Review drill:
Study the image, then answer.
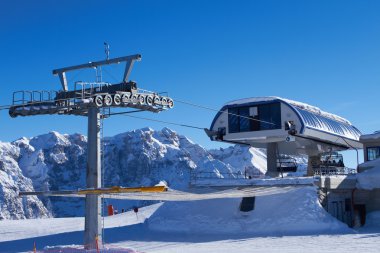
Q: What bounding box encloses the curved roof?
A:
[222,96,361,141]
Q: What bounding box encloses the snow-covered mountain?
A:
[0,142,50,220]
[0,127,272,219]
[209,145,268,176]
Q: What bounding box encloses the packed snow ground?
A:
[1,187,380,253]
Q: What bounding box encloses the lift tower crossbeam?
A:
[52,54,141,91]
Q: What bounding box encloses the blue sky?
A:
[0,0,379,167]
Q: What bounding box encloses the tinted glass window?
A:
[259,103,281,130]
[239,107,250,132]
[228,108,240,133]
[228,102,281,133]
[367,147,380,161]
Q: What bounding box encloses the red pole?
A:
[108,205,114,216]
[96,235,100,253]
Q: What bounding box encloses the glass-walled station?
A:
[207,96,364,178]
[209,97,362,154]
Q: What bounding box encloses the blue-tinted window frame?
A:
[367,146,380,161]
[228,102,281,133]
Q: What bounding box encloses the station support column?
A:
[84,107,102,248]
[266,142,279,177]
[307,155,321,176]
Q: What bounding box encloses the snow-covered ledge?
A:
[356,158,380,190]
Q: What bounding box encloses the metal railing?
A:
[12,90,58,106]
[74,82,112,100]
[313,166,357,176]
[190,170,264,184]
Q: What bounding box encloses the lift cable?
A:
[67,68,87,85]
[173,98,276,126]
[136,88,277,127]
[110,111,206,130]
[102,67,120,84]
[111,111,361,159]
[330,135,359,167]
[340,136,360,167]
[113,110,359,165]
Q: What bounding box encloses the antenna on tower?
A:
[104,42,110,61]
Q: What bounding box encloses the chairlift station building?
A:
[207,97,362,176]
[206,96,380,228]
